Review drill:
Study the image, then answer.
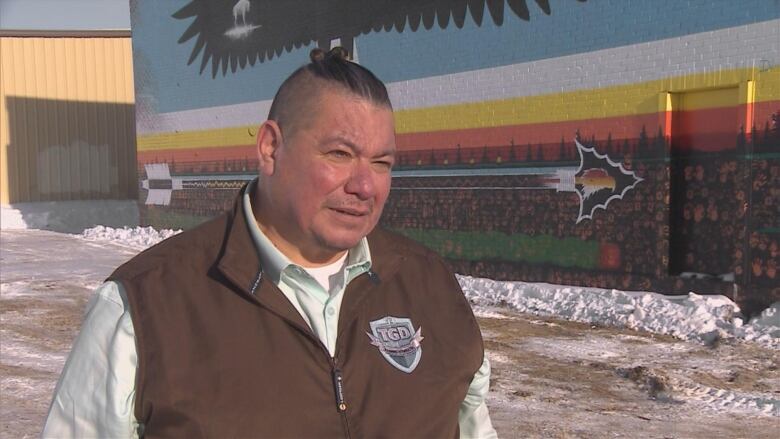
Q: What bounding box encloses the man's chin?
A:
[316,230,369,253]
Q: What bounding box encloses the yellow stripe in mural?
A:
[138,125,257,151]
[138,66,780,152]
[394,66,780,134]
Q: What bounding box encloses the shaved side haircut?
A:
[267,47,392,138]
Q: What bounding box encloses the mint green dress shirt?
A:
[42,183,497,438]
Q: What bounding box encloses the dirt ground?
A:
[1,230,778,438]
[481,309,780,438]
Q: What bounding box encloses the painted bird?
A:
[173,0,588,77]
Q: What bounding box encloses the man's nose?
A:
[344,161,377,200]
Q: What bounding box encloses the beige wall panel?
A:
[0,39,8,204]
[0,36,137,204]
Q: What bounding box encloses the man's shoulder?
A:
[110,213,230,281]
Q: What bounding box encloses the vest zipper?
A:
[330,356,352,439]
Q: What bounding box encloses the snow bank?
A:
[459,275,779,349]
[80,225,181,250]
[1,206,28,229]
[2,201,139,233]
[741,302,780,347]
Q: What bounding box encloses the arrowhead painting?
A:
[572,139,643,223]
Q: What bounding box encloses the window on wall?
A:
[668,86,744,280]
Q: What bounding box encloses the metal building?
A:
[0,0,136,205]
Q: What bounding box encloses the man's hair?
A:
[267,47,391,135]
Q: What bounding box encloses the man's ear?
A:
[256,120,282,176]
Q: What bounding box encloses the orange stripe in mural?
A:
[396,113,663,152]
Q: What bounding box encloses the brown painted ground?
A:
[1,230,778,438]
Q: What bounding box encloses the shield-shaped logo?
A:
[366,316,423,374]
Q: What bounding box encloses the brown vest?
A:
[110,193,484,438]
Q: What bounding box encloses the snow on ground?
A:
[1,230,139,438]
[77,226,780,349]
[80,225,181,251]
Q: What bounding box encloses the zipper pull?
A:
[332,364,347,412]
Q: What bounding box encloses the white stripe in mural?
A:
[137,19,779,136]
[138,99,272,135]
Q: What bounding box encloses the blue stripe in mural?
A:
[361,0,780,83]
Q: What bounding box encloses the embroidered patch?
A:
[366,316,423,373]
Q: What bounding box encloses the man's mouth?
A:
[331,207,369,217]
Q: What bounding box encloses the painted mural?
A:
[130,0,780,314]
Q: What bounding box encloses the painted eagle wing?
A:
[172,0,586,77]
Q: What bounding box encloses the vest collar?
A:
[216,183,264,296]
[216,185,317,336]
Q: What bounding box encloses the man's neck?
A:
[251,198,347,268]
[260,223,348,267]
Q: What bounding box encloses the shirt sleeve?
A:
[458,355,498,439]
[42,281,140,439]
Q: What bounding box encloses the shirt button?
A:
[327,307,336,316]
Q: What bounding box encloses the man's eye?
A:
[373,160,394,170]
[328,150,351,159]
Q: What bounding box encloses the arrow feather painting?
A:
[173,0,587,76]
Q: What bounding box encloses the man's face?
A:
[258,88,396,264]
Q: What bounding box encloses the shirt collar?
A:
[242,179,371,285]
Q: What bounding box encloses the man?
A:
[44,48,496,438]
